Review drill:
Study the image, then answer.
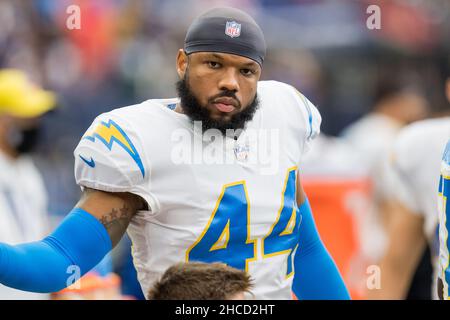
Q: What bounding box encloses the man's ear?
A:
[176,49,188,79]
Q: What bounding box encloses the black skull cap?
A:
[184,7,266,67]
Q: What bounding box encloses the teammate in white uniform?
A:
[438,140,450,299]
[341,74,428,264]
[371,118,450,299]
[0,69,55,299]
[368,53,450,299]
[438,54,450,300]
[0,7,349,300]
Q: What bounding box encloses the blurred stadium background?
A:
[0,0,449,300]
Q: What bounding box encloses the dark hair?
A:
[148,262,253,300]
[435,51,450,113]
[437,50,450,83]
[439,51,450,80]
[372,69,424,108]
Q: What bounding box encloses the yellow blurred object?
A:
[0,69,56,118]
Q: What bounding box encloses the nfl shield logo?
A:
[225,21,241,38]
[234,142,250,162]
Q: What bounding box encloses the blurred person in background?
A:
[367,53,450,299]
[148,262,253,300]
[341,70,429,209]
[340,71,429,264]
[0,73,138,302]
[0,69,56,299]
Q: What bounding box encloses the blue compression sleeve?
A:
[0,208,112,293]
[292,198,350,300]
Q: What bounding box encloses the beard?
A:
[176,75,260,136]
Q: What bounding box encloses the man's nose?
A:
[218,68,239,92]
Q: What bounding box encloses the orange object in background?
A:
[52,272,125,300]
[303,177,373,300]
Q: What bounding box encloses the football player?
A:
[367,54,450,299]
[0,7,349,300]
[438,140,450,299]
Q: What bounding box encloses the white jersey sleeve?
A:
[386,124,427,214]
[282,83,321,156]
[74,111,156,210]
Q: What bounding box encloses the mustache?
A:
[176,76,260,135]
[208,91,241,108]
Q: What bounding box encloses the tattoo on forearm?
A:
[100,204,133,247]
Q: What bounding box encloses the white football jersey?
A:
[341,113,402,175]
[438,139,450,299]
[0,152,49,300]
[74,80,321,300]
[387,117,450,242]
[341,113,404,262]
[386,117,450,299]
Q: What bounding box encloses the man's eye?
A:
[241,68,255,76]
[207,61,221,69]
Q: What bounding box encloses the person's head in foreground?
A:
[0,69,56,158]
[175,7,266,135]
[148,262,254,300]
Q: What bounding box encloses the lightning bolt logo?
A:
[444,140,450,166]
[83,119,145,178]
